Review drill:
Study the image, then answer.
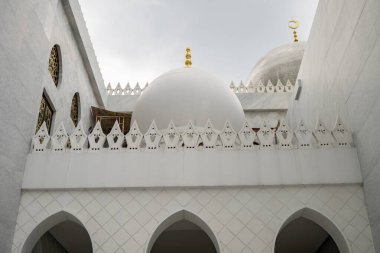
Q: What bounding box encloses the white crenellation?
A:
[276,118,293,149]
[125,121,143,150]
[200,120,219,149]
[32,122,50,152]
[314,119,336,148]
[275,79,285,92]
[88,121,106,151]
[229,81,237,93]
[332,116,353,147]
[115,82,122,95]
[238,81,246,93]
[144,120,162,150]
[163,121,180,150]
[106,83,113,95]
[257,121,275,149]
[51,123,69,152]
[247,81,256,92]
[285,79,293,92]
[107,120,124,151]
[133,82,142,95]
[106,79,296,95]
[181,121,199,149]
[123,83,132,95]
[238,120,256,150]
[69,121,87,151]
[220,121,237,150]
[256,80,265,93]
[295,119,315,148]
[266,80,275,93]
[31,117,355,152]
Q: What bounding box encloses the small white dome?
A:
[132,67,245,132]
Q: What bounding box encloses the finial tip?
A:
[185,47,192,67]
[288,20,300,43]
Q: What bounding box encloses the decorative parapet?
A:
[105,79,296,95]
[32,116,353,153]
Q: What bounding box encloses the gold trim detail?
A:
[288,20,300,43]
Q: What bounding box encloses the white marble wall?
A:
[13,185,374,253]
[0,0,104,251]
[287,0,380,249]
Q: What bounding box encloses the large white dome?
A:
[132,67,245,132]
[247,42,305,85]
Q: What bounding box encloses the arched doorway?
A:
[22,211,92,253]
[147,210,220,253]
[275,208,350,253]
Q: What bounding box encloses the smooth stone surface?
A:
[287,0,380,249]
[22,148,362,189]
[0,0,105,251]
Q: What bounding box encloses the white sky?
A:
[79,0,319,87]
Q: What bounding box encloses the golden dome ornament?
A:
[185,47,192,67]
[288,20,300,42]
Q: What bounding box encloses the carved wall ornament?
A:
[256,80,265,93]
[88,121,106,151]
[30,117,356,153]
[107,120,125,150]
[257,121,275,149]
[163,121,180,150]
[51,122,68,152]
[295,119,314,148]
[285,80,293,92]
[276,119,293,149]
[69,121,87,151]
[144,120,162,150]
[115,83,123,95]
[126,121,143,150]
[238,81,247,93]
[32,122,50,152]
[314,119,336,148]
[200,120,219,149]
[238,120,256,150]
[266,80,275,93]
[220,121,237,150]
[275,80,285,92]
[332,116,353,147]
[133,82,142,95]
[181,121,199,149]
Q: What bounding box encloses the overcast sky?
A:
[79,0,319,87]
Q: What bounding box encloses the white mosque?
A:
[1,0,379,253]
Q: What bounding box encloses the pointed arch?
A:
[21,211,92,253]
[274,207,350,253]
[146,210,220,253]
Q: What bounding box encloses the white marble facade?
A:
[2,0,380,252]
[0,0,105,251]
[13,185,374,253]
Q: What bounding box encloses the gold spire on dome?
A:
[185,47,192,67]
[288,20,300,42]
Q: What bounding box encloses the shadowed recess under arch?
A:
[274,207,350,253]
[22,211,92,253]
[146,210,220,253]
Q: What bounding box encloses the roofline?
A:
[62,0,107,107]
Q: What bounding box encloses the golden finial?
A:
[288,20,300,42]
[185,47,192,67]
